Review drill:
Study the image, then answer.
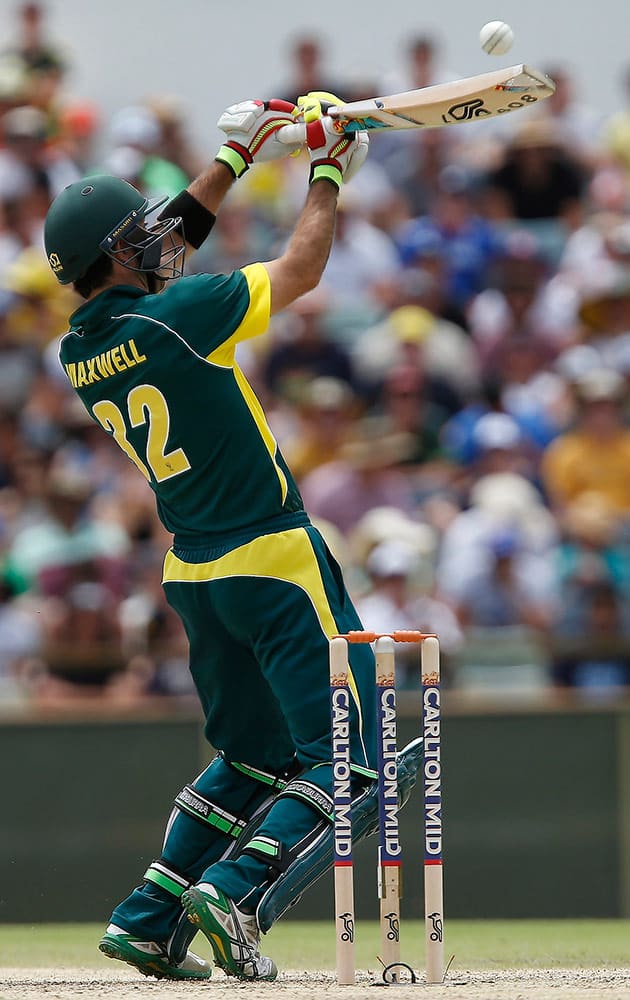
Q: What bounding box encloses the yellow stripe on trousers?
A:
[162,526,365,739]
[163,527,337,633]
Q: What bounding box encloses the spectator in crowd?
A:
[347,503,435,567]
[381,34,449,94]
[552,491,630,637]
[281,376,359,482]
[541,368,630,516]
[435,471,558,608]
[319,185,400,305]
[274,34,347,106]
[0,441,51,548]
[468,412,534,480]
[354,537,463,686]
[116,526,195,698]
[468,230,555,359]
[366,364,452,470]
[560,211,626,288]
[56,100,101,174]
[5,460,129,596]
[0,294,39,411]
[32,552,192,706]
[4,3,64,78]
[352,298,465,406]
[535,65,604,168]
[351,273,480,402]
[3,244,77,349]
[146,96,204,181]
[467,232,573,444]
[263,288,356,403]
[482,119,587,229]
[300,424,417,536]
[552,580,630,693]
[604,64,630,181]
[0,103,79,200]
[396,239,466,329]
[454,528,552,632]
[36,558,125,694]
[2,2,66,132]
[0,569,41,704]
[105,104,190,200]
[440,380,554,478]
[573,270,630,371]
[395,163,502,313]
[382,129,460,219]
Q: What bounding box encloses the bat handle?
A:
[276,121,307,145]
[276,114,343,146]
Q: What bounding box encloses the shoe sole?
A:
[181,888,276,981]
[98,936,210,980]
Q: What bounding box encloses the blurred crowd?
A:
[3,4,630,709]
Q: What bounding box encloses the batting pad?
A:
[256,737,423,933]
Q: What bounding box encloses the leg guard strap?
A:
[238,777,335,884]
[143,858,192,899]
[174,785,249,839]
[274,778,334,822]
[256,737,423,933]
[241,835,285,872]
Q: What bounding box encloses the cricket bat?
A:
[278,64,554,141]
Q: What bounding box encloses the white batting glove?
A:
[216,99,303,178]
[306,116,369,190]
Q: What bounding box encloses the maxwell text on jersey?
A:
[64,339,148,388]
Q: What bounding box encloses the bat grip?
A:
[276,115,342,146]
[276,121,307,145]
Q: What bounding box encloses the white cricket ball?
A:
[479,20,514,56]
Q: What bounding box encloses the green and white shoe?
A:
[99,924,212,980]
[181,883,277,981]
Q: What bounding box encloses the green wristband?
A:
[309,162,343,190]
[215,144,249,179]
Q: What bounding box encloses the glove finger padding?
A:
[306,116,369,190]
[343,131,369,183]
[296,90,344,123]
[216,98,304,178]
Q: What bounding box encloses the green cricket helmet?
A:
[44,174,185,285]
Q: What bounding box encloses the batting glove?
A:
[216,99,304,178]
[306,115,369,190]
[296,90,344,122]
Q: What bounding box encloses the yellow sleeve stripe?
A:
[233,363,288,504]
[206,263,271,366]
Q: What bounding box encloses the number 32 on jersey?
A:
[93,384,191,483]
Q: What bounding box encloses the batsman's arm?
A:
[263,117,369,315]
[159,99,303,256]
[187,160,235,216]
[264,180,338,315]
[158,160,234,256]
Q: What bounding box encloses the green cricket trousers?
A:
[111,514,377,934]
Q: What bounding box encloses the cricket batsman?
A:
[44,96,421,981]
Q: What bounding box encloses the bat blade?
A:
[276,65,555,144]
[331,64,554,131]
[330,65,554,131]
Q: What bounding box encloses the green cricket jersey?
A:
[59,264,305,540]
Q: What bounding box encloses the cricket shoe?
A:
[99,923,212,980]
[181,883,277,981]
